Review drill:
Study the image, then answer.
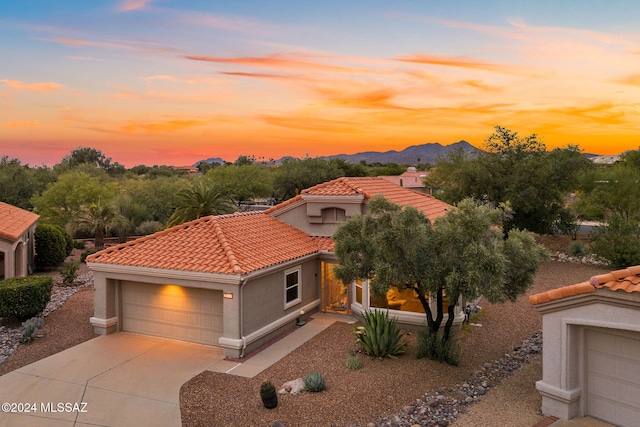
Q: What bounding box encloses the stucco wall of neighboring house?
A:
[241,257,320,353]
[0,225,36,279]
[535,290,640,420]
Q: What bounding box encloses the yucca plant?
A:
[355,309,407,358]
[260,380,278,409]
[304,371,326,392]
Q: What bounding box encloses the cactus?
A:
[260,380,278,409]
[304,371,326,392]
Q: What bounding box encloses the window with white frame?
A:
[284,267,301,308]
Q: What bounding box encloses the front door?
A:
[321,262,350,314]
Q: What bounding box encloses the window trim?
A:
[284,267,302,309]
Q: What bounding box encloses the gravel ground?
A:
[180,260,609,427]
[0,251,96,375]
[0,238,611,427]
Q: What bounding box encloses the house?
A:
[0,202,39,280]
[380,167,431,194]
[87,177,460,358]
[529,266,640,426]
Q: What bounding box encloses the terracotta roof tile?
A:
[263,195,302,214]
[0,202,39,241]
[311,236,335,251]
[268,177,451,221]
[529,265,640,305]
[88,212,320,275]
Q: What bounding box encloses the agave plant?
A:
[355,309,407,358]
[304,371,326,392]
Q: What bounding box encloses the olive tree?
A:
[333,196,547,361]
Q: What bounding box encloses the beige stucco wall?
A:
[0,224,36,279]
[242,258,320,335]
[535,290,640,419]
[271,199,364,237]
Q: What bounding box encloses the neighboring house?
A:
[529,266,640,426]
[0,202,39,280]
[380,167,431,194]
[87,177,459,358]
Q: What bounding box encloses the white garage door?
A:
[586,328,640,427]
[121,281,223,346]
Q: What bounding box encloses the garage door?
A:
[121,281,223,346]
[586,328,640,427]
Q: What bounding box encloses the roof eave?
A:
[87,262,243,285]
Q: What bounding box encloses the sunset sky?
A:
[2,1,640,167]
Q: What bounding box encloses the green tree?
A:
[426,126,592,234]
[168,180,234,226]
[70,201,121,249]
[55,146,125,177]
[31,171,117,228]
[206,164,272,208]
[272,157,346,201]
[333,196,546,358]
[126,176,191,226]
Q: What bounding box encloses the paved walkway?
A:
[0,313,351,426]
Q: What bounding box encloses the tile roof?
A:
[0,202,39,241]
[529,265,640,305]
[268,177,451,222]
[311,236,335,251]
[88,212,321,275]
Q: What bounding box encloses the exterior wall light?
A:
[223,292,233,299]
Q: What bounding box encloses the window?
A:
[321,207,346,223]
[284,267,301,308]
[355,279,363,304]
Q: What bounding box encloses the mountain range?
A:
[196,141,480,166]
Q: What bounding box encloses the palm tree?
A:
[168,181,234,226]
[71,201,120,249]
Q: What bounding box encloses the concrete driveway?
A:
[0,333,224,427]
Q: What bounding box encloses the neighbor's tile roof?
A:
[0,202,39,241]
[267,177,451,221]
[529,265,640,305]
[88,212,321,274]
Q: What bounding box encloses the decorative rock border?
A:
[362,333,543,427]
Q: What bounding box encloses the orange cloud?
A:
[0,121,38,129]
[1,79,63,92]
[120,118,211,133]
[185,53,376,74]
[394,54,525,76]
[262,114,358,133]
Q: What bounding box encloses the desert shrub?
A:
[304,371,326,392]
[568,241,587,257]
[345,350,363,370]
[60,261,79,286]
[35,223,68,270]
[73,239,86,249]
[590,216,640,268]
[53,224,73,256]
[0,276,53,321]
[20,317,44,344]
[135,220,163,236]
[415,328,460,366]
[260,380,278,409]
[81,249,100,263]
[355,309,407,358]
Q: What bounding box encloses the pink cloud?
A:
[117,0,152,12]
